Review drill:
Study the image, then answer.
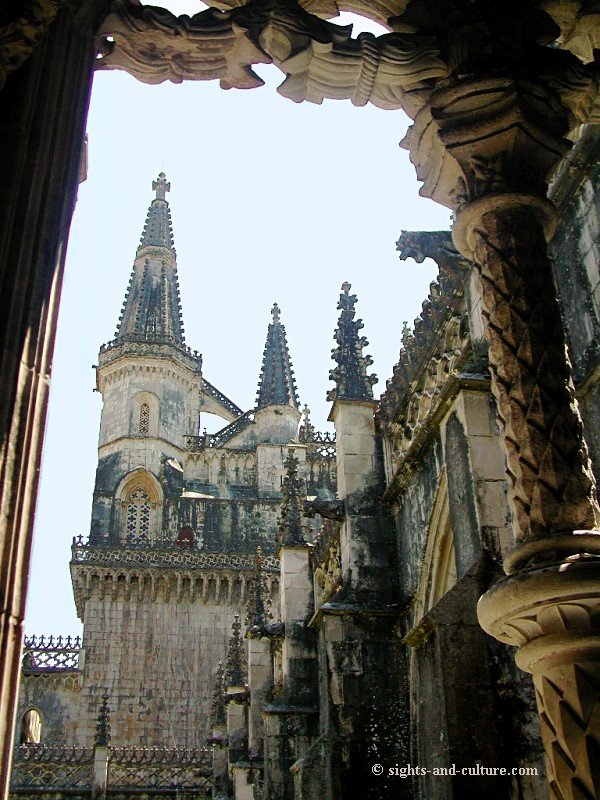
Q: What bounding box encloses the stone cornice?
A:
[97,340,202,384]
[70,555,280,619]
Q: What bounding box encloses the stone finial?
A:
[152,171,170,200]
[210,661,227,727]
[255,303,300,410]
[245,546,271,635]
[329,282,377,403]
[298,404,315,443]
[278,449,306,547]
[95,691,111,746]
[225,615,247,688]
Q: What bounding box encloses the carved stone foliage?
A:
[96,0,448,107]
[97,0,270,87]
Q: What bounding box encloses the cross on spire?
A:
[152,172,170,200]
[271,302,280,323]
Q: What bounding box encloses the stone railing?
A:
[186,409,255,451]
[71,537,279,572]
[10,744,94,791]
[108,746,212,789]
[10,744,212,794]
[22,635,82,673]
[201,378,244,417]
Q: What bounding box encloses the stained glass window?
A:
[126,487,151,543]
[139,402,150,435]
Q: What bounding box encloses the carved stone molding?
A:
[96,0,448,107]
[478,557,600,800]
[97,1,270,87]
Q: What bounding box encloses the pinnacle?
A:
[225,615,247,688]
[329,281,377,403]
[278,449,306,547]
[255,304,300,410]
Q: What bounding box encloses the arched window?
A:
[139,402,150,435]
[117,469,163,546]
[125,486,151,543]
[20,709,41,744]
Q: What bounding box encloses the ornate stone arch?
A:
[413,469,457,623]
[116,469,164,545]
[130,390,160,438]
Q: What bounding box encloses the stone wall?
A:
[79,593,248,748]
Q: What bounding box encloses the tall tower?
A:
[91,172,202,546]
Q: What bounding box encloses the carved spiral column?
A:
[409,77,600,799]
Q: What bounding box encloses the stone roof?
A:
[255,303,299,410]
[113,173,185,347]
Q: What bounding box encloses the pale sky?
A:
[26,4,451,636]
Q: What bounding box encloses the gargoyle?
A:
[396,230,471,272]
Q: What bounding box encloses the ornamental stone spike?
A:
[245,546,270,634]
[210,661,226,727]
[329,281,377,403]
[278,449,306,547]
[95,690,111,746]
[225,615,247,688]
[255,303,300,410]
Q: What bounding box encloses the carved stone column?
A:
[402,74,600,799]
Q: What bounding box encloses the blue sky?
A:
[26,5,450,635]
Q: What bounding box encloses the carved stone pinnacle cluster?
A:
[245,546,271,634]
[329,282,376,403]
[94,691,111,746]
[278,450,306,547]
[225,615,247,688]
[210,661,226,727]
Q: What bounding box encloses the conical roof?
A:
[114,173,185,346]
[255,304,299,410]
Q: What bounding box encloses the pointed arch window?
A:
[139,403,150,435]
[118,470,163,546]
[125,487,151,544]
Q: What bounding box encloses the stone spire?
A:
[94,691,111,746]
[114,173,185,346]
[329,282,377,403]
[210,661,226,727]
[225,615,247,688]
[255,304,299,410]
[278,449,306,547]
